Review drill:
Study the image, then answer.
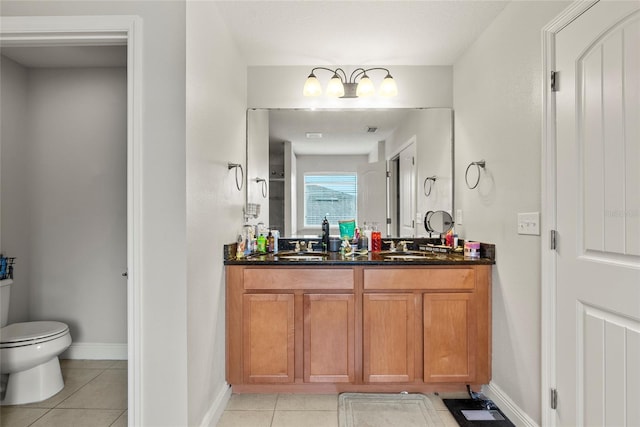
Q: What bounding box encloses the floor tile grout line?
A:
[108,408,128,426]
[269,394,280,427]
[25,406,53,427]
[54,366,109,409]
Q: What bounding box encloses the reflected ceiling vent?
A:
[366,127,378,133]
[306,132,323,139]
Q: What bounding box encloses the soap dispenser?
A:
[322,215,330,251]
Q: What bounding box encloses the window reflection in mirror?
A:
[246,108,453,238]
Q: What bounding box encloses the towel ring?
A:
[228,163,244,191]
[465,160,486,190]
[255,178,267,198]
[423,176,436,197]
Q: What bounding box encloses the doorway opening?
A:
[0,15,142,426]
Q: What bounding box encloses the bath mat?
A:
[339,393,445,427]
[443,399,515,427]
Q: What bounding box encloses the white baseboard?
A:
[482,381,539,427]
[200,382,232,427]
[61,342,127,360]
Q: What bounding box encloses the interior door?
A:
[357,160,387,232]
[555,3,640,425]
[399,142,416,237]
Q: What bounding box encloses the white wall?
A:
[248,65,452,109]
[186,2,247,425]
[0,56,30,324]
[6,66,128,347]
[1,2,189,425]
[295,155,368,236]
[453,1,569,423]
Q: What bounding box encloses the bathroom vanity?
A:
[225,252,493,393]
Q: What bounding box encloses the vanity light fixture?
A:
[303,67,398,98]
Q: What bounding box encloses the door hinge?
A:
[550,229,557,250]
[550,388,558,410]
[386,170,391,178]
[551,71,559,92]
[386,218,392,225]
[412,157,415,166]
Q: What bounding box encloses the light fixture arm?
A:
[310,67,347,83]
[349,67,391,83]
[303,66,397,98]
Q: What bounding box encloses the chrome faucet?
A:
[397,241,413,252]
[290,241,301,252]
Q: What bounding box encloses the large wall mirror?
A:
[246,108,453,238]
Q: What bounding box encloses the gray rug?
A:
[339,393,446,427]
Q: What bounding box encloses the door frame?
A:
[0,15,143,426]
[388,136,417,237]
[540,2,598,426]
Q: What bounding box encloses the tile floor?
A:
[1,360,466,427]
[0,359,127,427]
[216,392,466,427]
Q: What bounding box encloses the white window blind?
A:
[304,174,357,227]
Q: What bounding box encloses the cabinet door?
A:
[423,293,476,383]
[243,294,294,383]
[363,293,416,383]
[303,294,355,383]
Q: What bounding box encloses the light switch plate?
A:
[518,212,540,235]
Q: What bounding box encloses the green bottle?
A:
[257,234,267,253]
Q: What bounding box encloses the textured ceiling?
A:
[214,0,509,66]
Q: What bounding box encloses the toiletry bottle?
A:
[321,215,330,251]
[272,229,279,254]
[267,230,274,253]
[257,234,266,253]
[236,234,245,259]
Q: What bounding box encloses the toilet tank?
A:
[0,279,12,327]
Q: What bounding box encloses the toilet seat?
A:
[0,321,70,349]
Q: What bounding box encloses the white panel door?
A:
[556,2,640,426]
[357,160,387,232]
[399,142,416,237]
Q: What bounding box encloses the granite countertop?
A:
[224,249,494,266]
[224,237,495,266]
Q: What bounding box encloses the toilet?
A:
[0,279,72,405]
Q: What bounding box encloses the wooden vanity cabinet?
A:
[423,292,476,383]
[226,264,491,392]
[242,293,294,383]
[304,293,355,383]
[362,266,491,386]
[363,293,416,383]
[227,267,355,386]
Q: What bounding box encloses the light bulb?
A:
[356,75,375,97]
[303,73,322,96]
[326,74,345,97]
[379,74,398,97]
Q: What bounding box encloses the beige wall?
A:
[1,64,128,347]
[453,1,570,423]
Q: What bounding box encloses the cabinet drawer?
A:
[244,268,354,290]
[364,268,475,290]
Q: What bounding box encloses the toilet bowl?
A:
[0,279,72,405]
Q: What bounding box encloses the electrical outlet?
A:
[517,212,540,235]
[456,209,463,225]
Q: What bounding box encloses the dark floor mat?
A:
[443,399,515,427]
